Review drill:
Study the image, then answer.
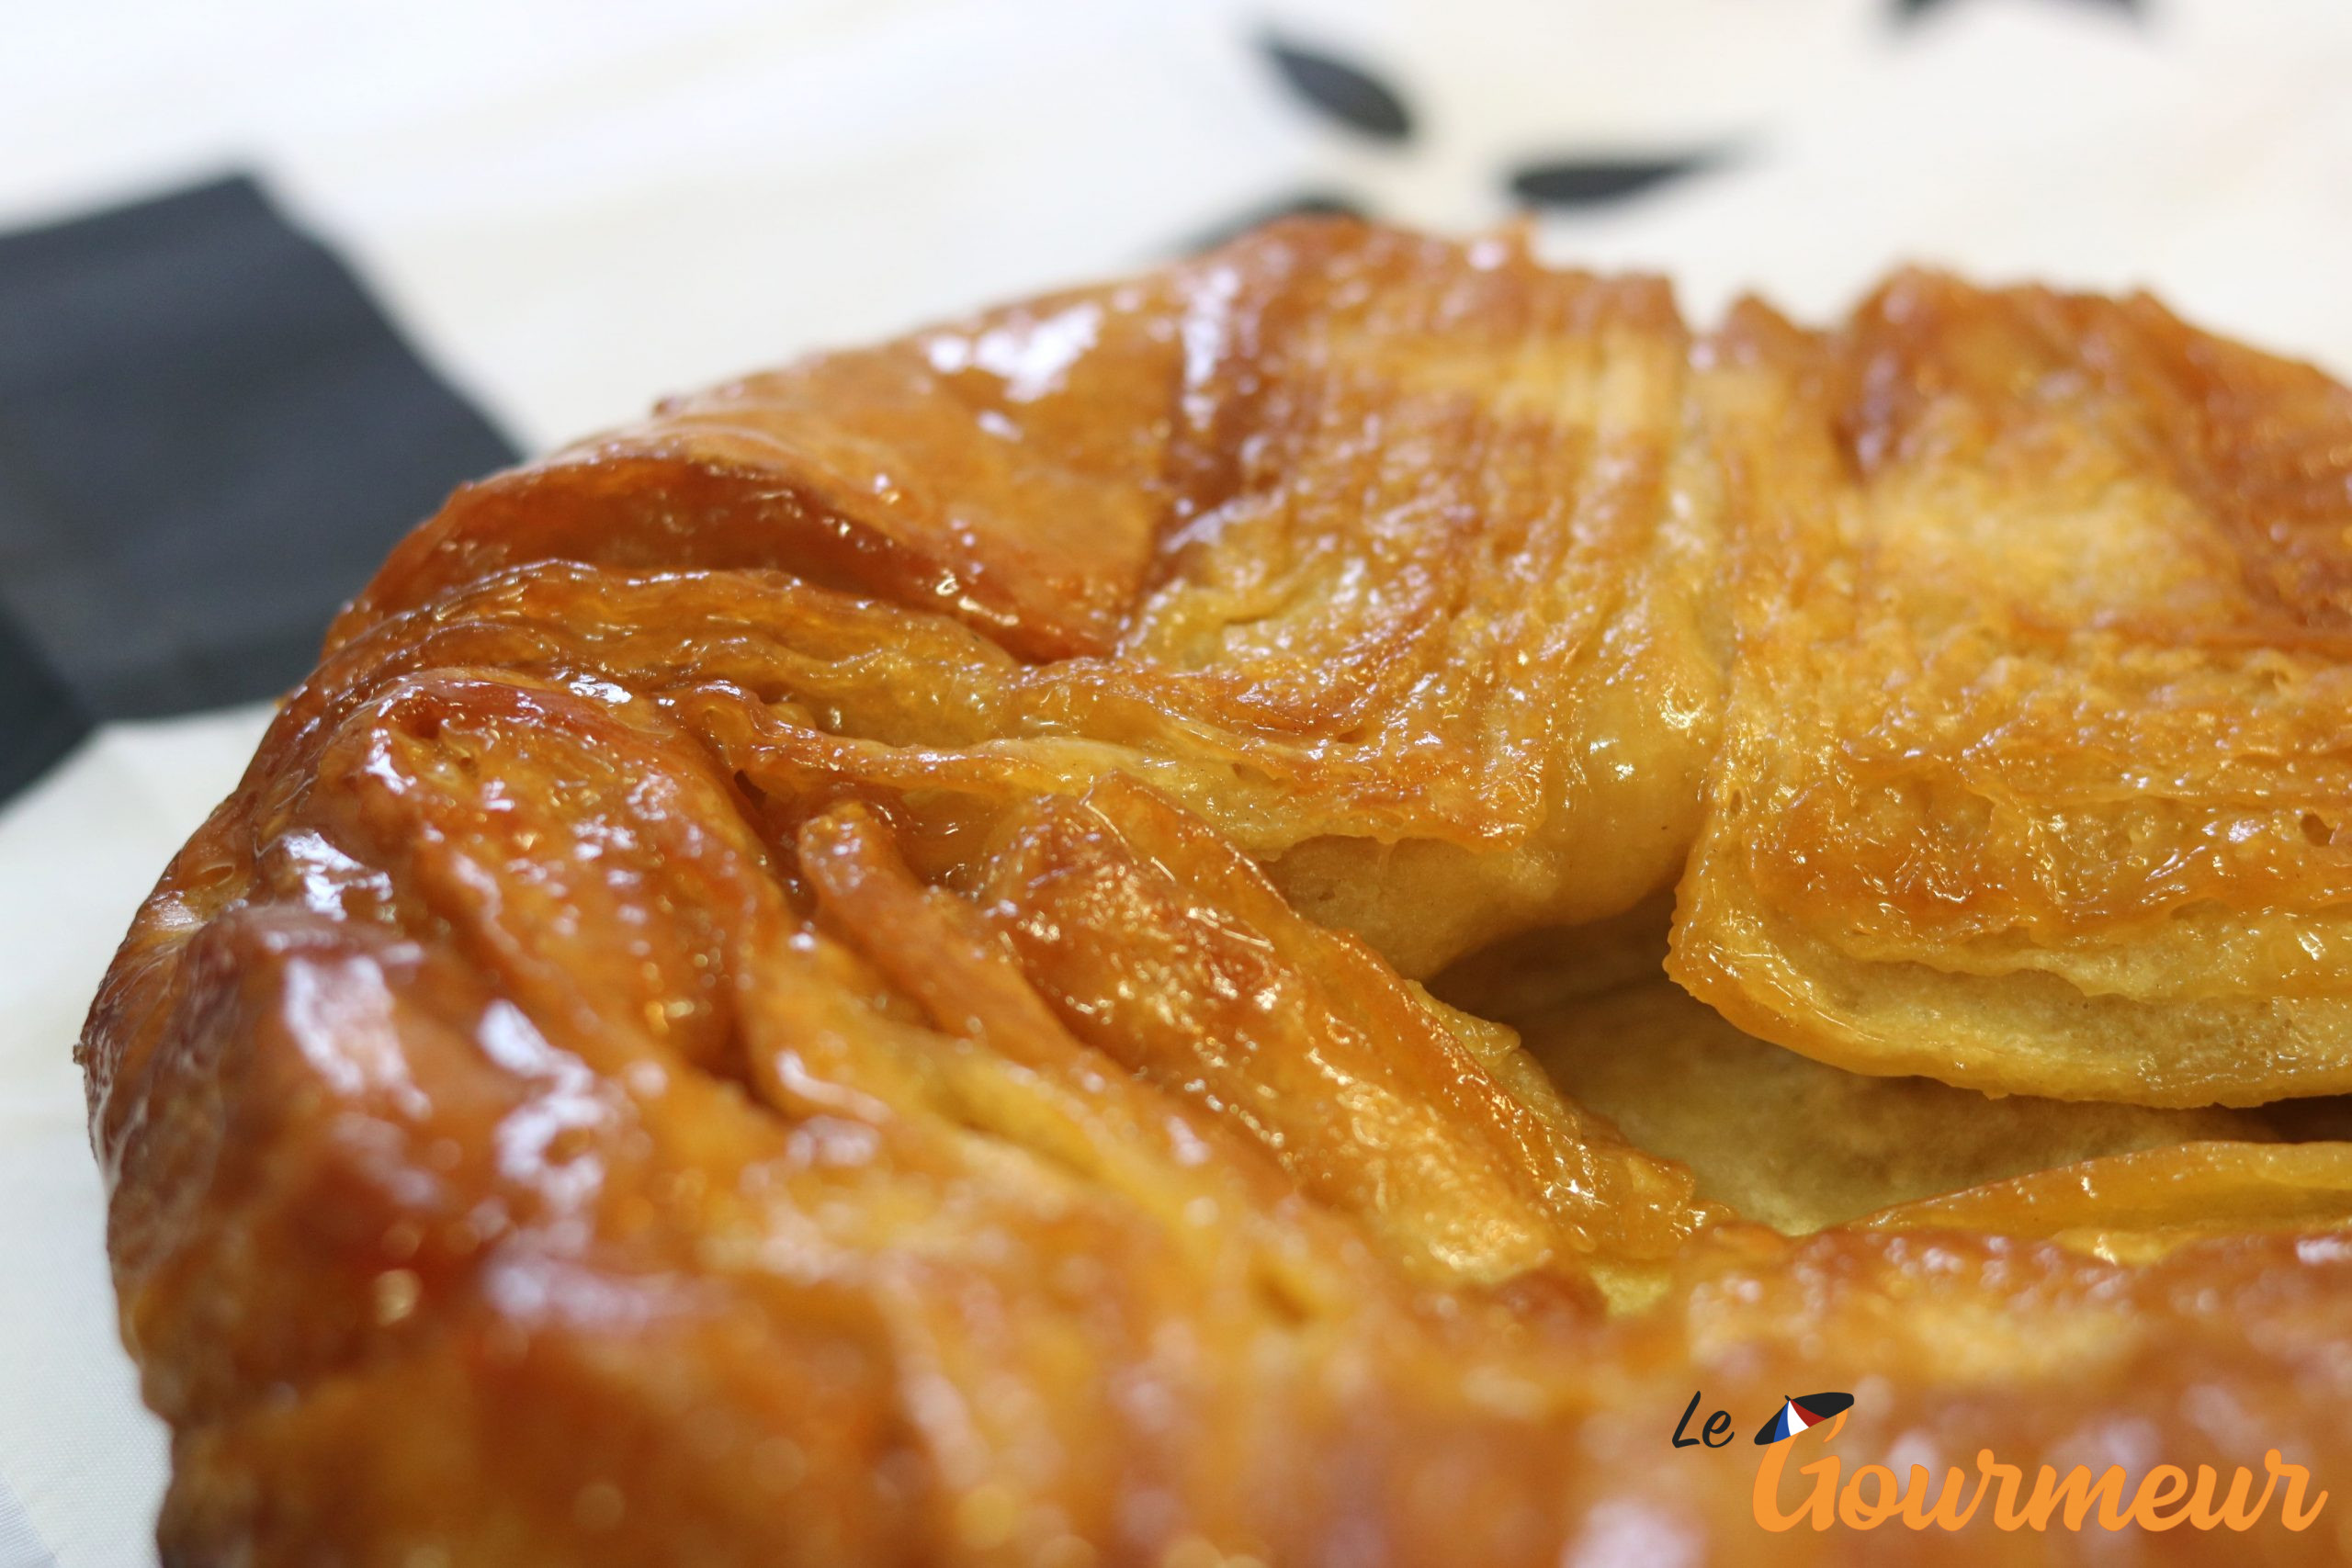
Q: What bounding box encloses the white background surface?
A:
[6,1,2352,1561]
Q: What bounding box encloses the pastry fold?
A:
[1676,276,2352,1104]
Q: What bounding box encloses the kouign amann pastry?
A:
[82,220,2352,1564]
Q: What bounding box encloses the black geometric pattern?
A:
[1232,25,1742,243]
[1260,34,1415,141]
[1895,0,2141,21]
[1509,151,1724,209]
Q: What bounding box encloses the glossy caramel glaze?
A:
[81,220,2352,1563]
[1676,279,2352,1103]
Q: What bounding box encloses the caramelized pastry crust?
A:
[81,220,2352,1564]
[1676,278,2352,1104]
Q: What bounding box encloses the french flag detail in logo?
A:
[1754,1392,1855,1445]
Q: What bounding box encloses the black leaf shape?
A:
[1508,150,1722,209]
[1895,0,2139,22]
[1260,34,1414,142]
[1179,190,1369,256]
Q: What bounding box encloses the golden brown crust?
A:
[1674,278,2352,1105]
[81,220,2352,1564]
[329,220,1725,978]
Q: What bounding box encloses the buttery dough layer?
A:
[1440,905,2282,1235]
